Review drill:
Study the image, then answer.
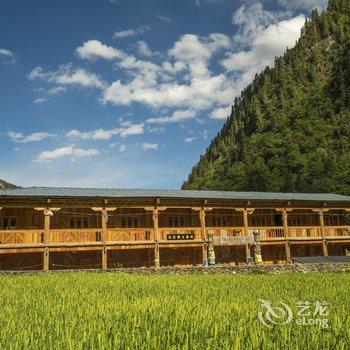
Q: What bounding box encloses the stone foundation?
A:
[2,263,350,275]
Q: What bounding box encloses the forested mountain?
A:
[183,0,350,195]
[0,179,18,190]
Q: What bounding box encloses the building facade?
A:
[0,187,349,271]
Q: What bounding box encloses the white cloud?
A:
[55,69,106,88]
[8,131,55,143]
[76,40,123,60]
[35,145,99,162]
[0,48,16,64]
[232,3,285,47]
[27,66,47,80]
[103,73,234,111]
[33,97,46,104]
[162,61,186,75]
[113,26,149,39]
[33,87,66,104]
[118,122,144,137]
[136,40,153,57]
[222,15,304,72]
[66,122,144,140]
[28,65,106,89]
[36,86,66,95]
[141,142,158,150]
[27,6,305,129]
[147,109,196,124]
[0,48,14,56]
[185,137,196,143]
[157,15,172,23]
[102,32,234,111]
[275,0,327,11]
[168,33,231,78]
[210,106,231,120]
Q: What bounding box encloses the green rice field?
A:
[0,272,349,349]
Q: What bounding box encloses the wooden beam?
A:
[91,207,117,212]
[282,209,291,263]
[318,210,328,256]
[91,207,118,270]
[145,206,167,269]
[101,208,108,270]
[34,207,61,212]
[199,208,208,266]
[153,208,160,268]
[285,241,291,263]
[282,209,289,238]
[43,209,51,271]
[33,207,60,271]
[242,209,252,262]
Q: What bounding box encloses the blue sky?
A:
[0,0,327,188]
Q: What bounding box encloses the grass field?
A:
[0,272,349,349]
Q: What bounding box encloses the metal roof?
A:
[292,256,350,264]
[0,187,350,202]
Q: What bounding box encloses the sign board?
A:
[213,234,254,245]
[167,233,195,240]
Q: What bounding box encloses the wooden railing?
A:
[159,227,202,241]
[50,229,101,243]
[107,228,153,242]
[1,225,350,247]
[249,227,285,239]
[206,227,245,237]
[0,230,43,245]
[324,226,350,237]
[288,226,322,238]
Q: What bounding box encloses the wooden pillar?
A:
[153,208,160,268]
[35,207,61,271]
[43,210,51,272]
[92,206,117,270]
[319,210,328,256]
[101,208,108,270]
[199,208,208,266]
[282,209,291,263]
[243,209,251,261]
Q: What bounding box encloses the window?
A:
[289,216,301,226]
[95,231,102,241]
[251,216,267,226]
[274,214,282,226]
[121,216,139,228]
[211,216,228,227]
[1,217,16,229]
[168,216,185,227]
[31,213,39,227]
[69,216,89,229]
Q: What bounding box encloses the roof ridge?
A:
[6,186,345,196]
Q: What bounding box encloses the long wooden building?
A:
[0,187,349,271]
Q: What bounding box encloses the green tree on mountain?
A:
[183,0,350,195]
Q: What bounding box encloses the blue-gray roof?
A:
[0,187,350,202]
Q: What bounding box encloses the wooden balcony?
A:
[51,229,101,244]
[324,226,350,238]
[107,228,154,242]
[249,227,285,239]
[0,230,43,245]
[288,226,322,239]
[206,227,245,237]
[0,225,350,250]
